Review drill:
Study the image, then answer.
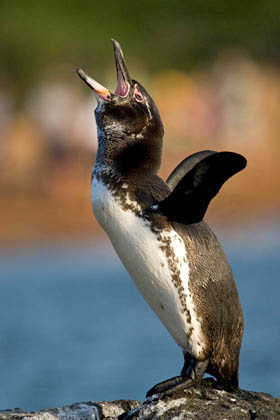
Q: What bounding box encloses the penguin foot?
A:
[146,375,195,398]
[146,357,209,398]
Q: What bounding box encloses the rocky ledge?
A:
[1,379,280,420]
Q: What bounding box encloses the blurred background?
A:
[0,0,279,411]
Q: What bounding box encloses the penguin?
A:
[77,40,246,397]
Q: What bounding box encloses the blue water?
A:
[0,221,279,411]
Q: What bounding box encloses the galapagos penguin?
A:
[77,40,246,397]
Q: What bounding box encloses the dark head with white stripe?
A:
[77,40,163,175]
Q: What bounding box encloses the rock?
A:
[0,400,139,420]
[124,379,280,419]
[1,379,279,420]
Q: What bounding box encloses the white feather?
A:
[91,175,205,357]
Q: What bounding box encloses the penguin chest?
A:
[91,176,205,357]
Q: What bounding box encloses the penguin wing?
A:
[166,150,217,191]
[152,152,247,224]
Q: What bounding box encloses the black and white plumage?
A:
[77,40,246,397]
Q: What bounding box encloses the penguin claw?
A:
[146,375,195,398]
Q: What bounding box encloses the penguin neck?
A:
[95,125,163,179]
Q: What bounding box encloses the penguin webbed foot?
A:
[146,375,194,398]
[146,357,209,398]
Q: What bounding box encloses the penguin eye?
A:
[135,93,143,101]
[133,89,144,103]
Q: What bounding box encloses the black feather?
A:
[154,152,247,224]
[166,150,217,191]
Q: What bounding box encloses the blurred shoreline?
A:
[1,188,278,251]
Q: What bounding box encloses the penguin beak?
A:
[76,68,111,101]
[111,39,131,97]
[76,39,131,100]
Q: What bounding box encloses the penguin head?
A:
[77,40,163,174]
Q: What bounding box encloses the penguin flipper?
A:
[166,150,217,191]
[154,152,247,225]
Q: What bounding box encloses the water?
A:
[0,221,279,411]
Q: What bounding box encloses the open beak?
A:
[76,68,111,100]
[111,39,131,97]
[76,39,131,100]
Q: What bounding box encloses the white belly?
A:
[91,176,204,356]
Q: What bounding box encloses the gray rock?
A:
[1,380,279,420]
[0,401,139,420]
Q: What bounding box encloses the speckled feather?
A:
[91,169,205,357]
[91,165,244,387]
